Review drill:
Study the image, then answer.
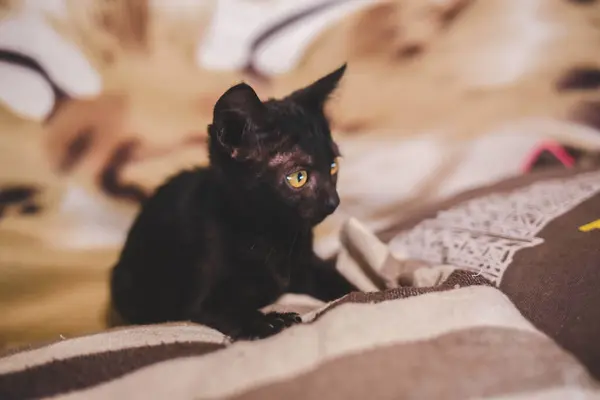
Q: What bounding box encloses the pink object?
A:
[521,140,576,173]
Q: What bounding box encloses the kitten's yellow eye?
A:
[286,170,309,188]
[330,158,340,175]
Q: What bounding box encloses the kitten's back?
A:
[111,167,220,324]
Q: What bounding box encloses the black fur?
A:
[110,64,356,340]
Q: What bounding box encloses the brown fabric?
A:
[228,328,596,400]
[0,341,224,400]
[313,270,493,320]
[501,183,600,378]
[379,166,600,379]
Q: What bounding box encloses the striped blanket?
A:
[2,204,600,399]
[1,271,597,399]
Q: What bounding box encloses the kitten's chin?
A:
[308,212,333,227]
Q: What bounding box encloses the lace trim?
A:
[389,170,600,285]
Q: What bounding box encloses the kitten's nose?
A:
[324,194,340,214]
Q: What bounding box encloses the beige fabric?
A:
[227,328,598,400]
[0,324,227,375]
[337,217,459,290]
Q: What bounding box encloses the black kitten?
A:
[110,64,356,340]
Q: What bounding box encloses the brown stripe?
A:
[243,0,354,81]
[0,49,69,121]
[59,128,95,173]
[98,140,148,203]
[313,270,493,321]
[0,341,224,400]
[228,327,597,400]
[556,67,600,92]
[0,185,39,205]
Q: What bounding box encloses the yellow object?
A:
[578,219,600,232]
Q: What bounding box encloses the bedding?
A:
[378,166,600,380]
[2,166,600,399]
[3,283,599,400]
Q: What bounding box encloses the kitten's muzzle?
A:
[324,193,340,215]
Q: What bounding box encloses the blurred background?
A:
[1,0,600,350]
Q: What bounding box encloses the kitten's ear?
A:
[288,63,347,112]
[212,83,266,152]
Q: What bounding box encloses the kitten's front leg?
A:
[290,255,357,302]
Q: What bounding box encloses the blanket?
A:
[1,213,599,398]
[2,165,600,398]
[4,284,600,400]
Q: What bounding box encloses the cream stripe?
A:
[50,286,542,400]
[0,324,227,375]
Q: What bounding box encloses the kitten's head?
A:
[208,64,346,227]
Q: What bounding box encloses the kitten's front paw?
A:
[235,312,301,341]
[265,311,302,328]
